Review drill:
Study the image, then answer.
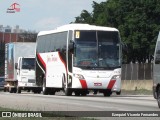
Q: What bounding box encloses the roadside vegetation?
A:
[74,0,160,64]
[121,89,152,95]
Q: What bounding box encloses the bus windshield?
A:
[22,58,35,69]
[73,30,121,70]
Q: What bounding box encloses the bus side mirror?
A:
[69,40,74,54]
[15,63,18,69]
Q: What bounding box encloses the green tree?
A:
[74,0,160,63]
[75,10,92,24]
[18,31,37,42]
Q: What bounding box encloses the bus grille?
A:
[28,79,35,83]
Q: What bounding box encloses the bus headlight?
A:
[111,75,121,80]
[6,83,10,87]
[73,74,85,79]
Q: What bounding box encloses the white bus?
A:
[153,32,160,108]
[36,24,122,96]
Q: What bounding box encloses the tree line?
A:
[74,0,160,63]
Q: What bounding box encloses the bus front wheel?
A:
[64,87,72,96]
[75,91,80,96]
[17,87,21,93]
[116,90,121,95]
[62,75,72,96]
[103,90,112,97]
[42,77,48,95]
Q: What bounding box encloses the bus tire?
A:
[62,75,72,96]
[116,90,121,95]
[103,90,112,97]
[37,89,42,94]
[33,89,38,94]
[75,91,80,96]
[157,87,160,108]
[4,87,6,92]
[17,87,21,93]
[9,87,13,93]
[50,91,55,95]
[49,89,55,95]
[12,88,16,93]
[81,92,87,96]
[42,77,48,95]
[64,87,72,96]
[4,87,9,92]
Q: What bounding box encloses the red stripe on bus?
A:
[79,79,88,89]
[107,80,116,89]
[58,52,67,73]
[37,53,46,71]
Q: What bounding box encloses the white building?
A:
[0,25,12,33]
[0,25,24,33]
[13,25,25,33]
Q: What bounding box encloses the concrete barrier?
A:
[121,80,153,90]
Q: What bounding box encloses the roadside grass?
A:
[121,89,152,95]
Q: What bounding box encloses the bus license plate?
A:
[94,83,102,86]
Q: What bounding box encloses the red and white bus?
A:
[36,24,122,96]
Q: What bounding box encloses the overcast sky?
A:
[0,0,105,32]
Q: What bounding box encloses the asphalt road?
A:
[0,91,159,120]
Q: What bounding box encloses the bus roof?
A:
[38,24,119,36]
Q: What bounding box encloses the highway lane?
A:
[0,91,159,112]
[0,92,160,120]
